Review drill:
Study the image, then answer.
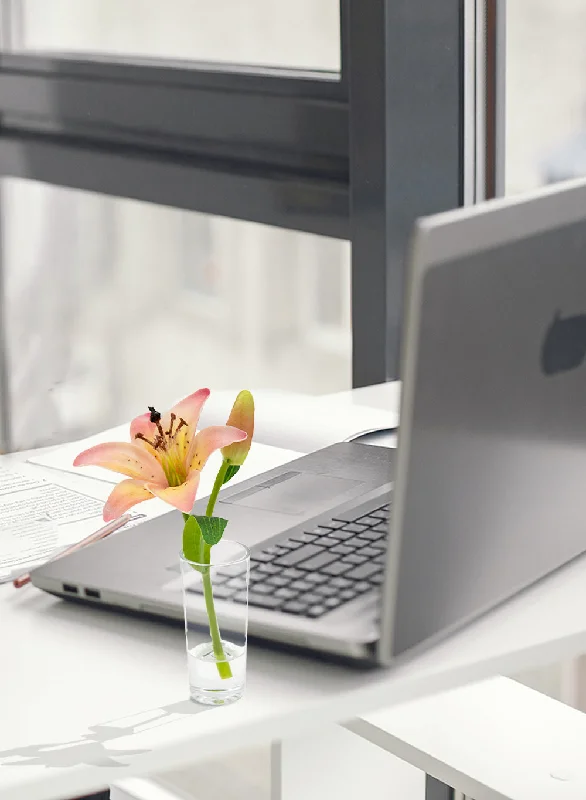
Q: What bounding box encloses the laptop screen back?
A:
[383,180,586,660]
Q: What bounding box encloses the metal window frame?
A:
[348,0,465,385]
[0,0,468,405]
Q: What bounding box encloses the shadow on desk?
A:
[0,699,209,770]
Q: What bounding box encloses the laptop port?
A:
[62,583,78,594]
[84,588,101,600]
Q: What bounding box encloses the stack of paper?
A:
[0,462,110,583]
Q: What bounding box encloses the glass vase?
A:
[179,539,250,705]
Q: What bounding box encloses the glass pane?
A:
[4,0,341,72]
[2,179,351,450]
[505,0,586,195]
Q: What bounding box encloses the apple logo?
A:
[541,311,586,375]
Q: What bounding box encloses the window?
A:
[3,179,351,449]
[5,0,341,71]
[505,0,586,194]
[0,0,465,451]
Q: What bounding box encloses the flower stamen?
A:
[135,432,157,448]
[166,413,176,438]
[148,406,161,423]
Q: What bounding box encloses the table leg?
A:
[273,723,427,800]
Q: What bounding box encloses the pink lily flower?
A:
[73,389,247,522]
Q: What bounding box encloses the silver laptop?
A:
[34,177,586,665]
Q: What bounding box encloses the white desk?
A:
[2,382,586,800]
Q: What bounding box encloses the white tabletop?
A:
[3,381,586,800]
[354,676,586,800]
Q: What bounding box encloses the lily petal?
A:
[73,442,167,483]
[129,412,159,454]
[146,470,201,514]
[188,425,247,472]
[103,479,154,522]
[169,388,211,430]
[130,389,210,457]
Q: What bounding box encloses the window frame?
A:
[0,0,467,448]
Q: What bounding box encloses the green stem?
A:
[201,542,232,680]
[206,460,229,517]
[202,459,232,680]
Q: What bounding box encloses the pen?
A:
[12,513,133,588]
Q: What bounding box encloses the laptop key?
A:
[227,577,248,590]
[281,601,308,615]
[341,523,369,534]
[372,524,388,533]
[326,530,354,542]
[342,553,368,565]
[274,544,324,567]
[359,546,380,558]
[357,515,383,526]
[275,587,299,601]
[290,579,315,592]
[322,520,346,530]
[310,526,334,536]
[307,605,327,618]
[303,593,325,606]
[330,544,354,556]
[340,588,358,601]
[370,574,384,585]
[266,575,291,588]
[257,563,281,575]
[321,561,352,577]
[346,537,370,549]
[281,539,303,550]
[298,551,338,571]
[251,552,274,563]
[212,585,235,600]
[346,564,381,581]
[354,580,374,593]
[304,573,328,585]
[330,576,353,589]
[314,584,338,598]
[358,530,386,541]
[250,583,275,595]
[239,592,281,610]
[324,597,343,610]
[282,568,304,580]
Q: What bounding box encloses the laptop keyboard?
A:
[188,501,390,619]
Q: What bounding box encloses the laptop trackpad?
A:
[221,471,363,515]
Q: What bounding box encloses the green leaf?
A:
[182,515,203,566]
[194,515,228,546]
[223,464,241,484]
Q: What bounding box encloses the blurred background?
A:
[2,0,586,451]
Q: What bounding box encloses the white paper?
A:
[0,511,58,577]
[0,465,107,582]
[0,465,45,495]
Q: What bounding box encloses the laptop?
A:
[33,176,586,665]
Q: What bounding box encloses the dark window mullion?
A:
[349,0,464,388]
